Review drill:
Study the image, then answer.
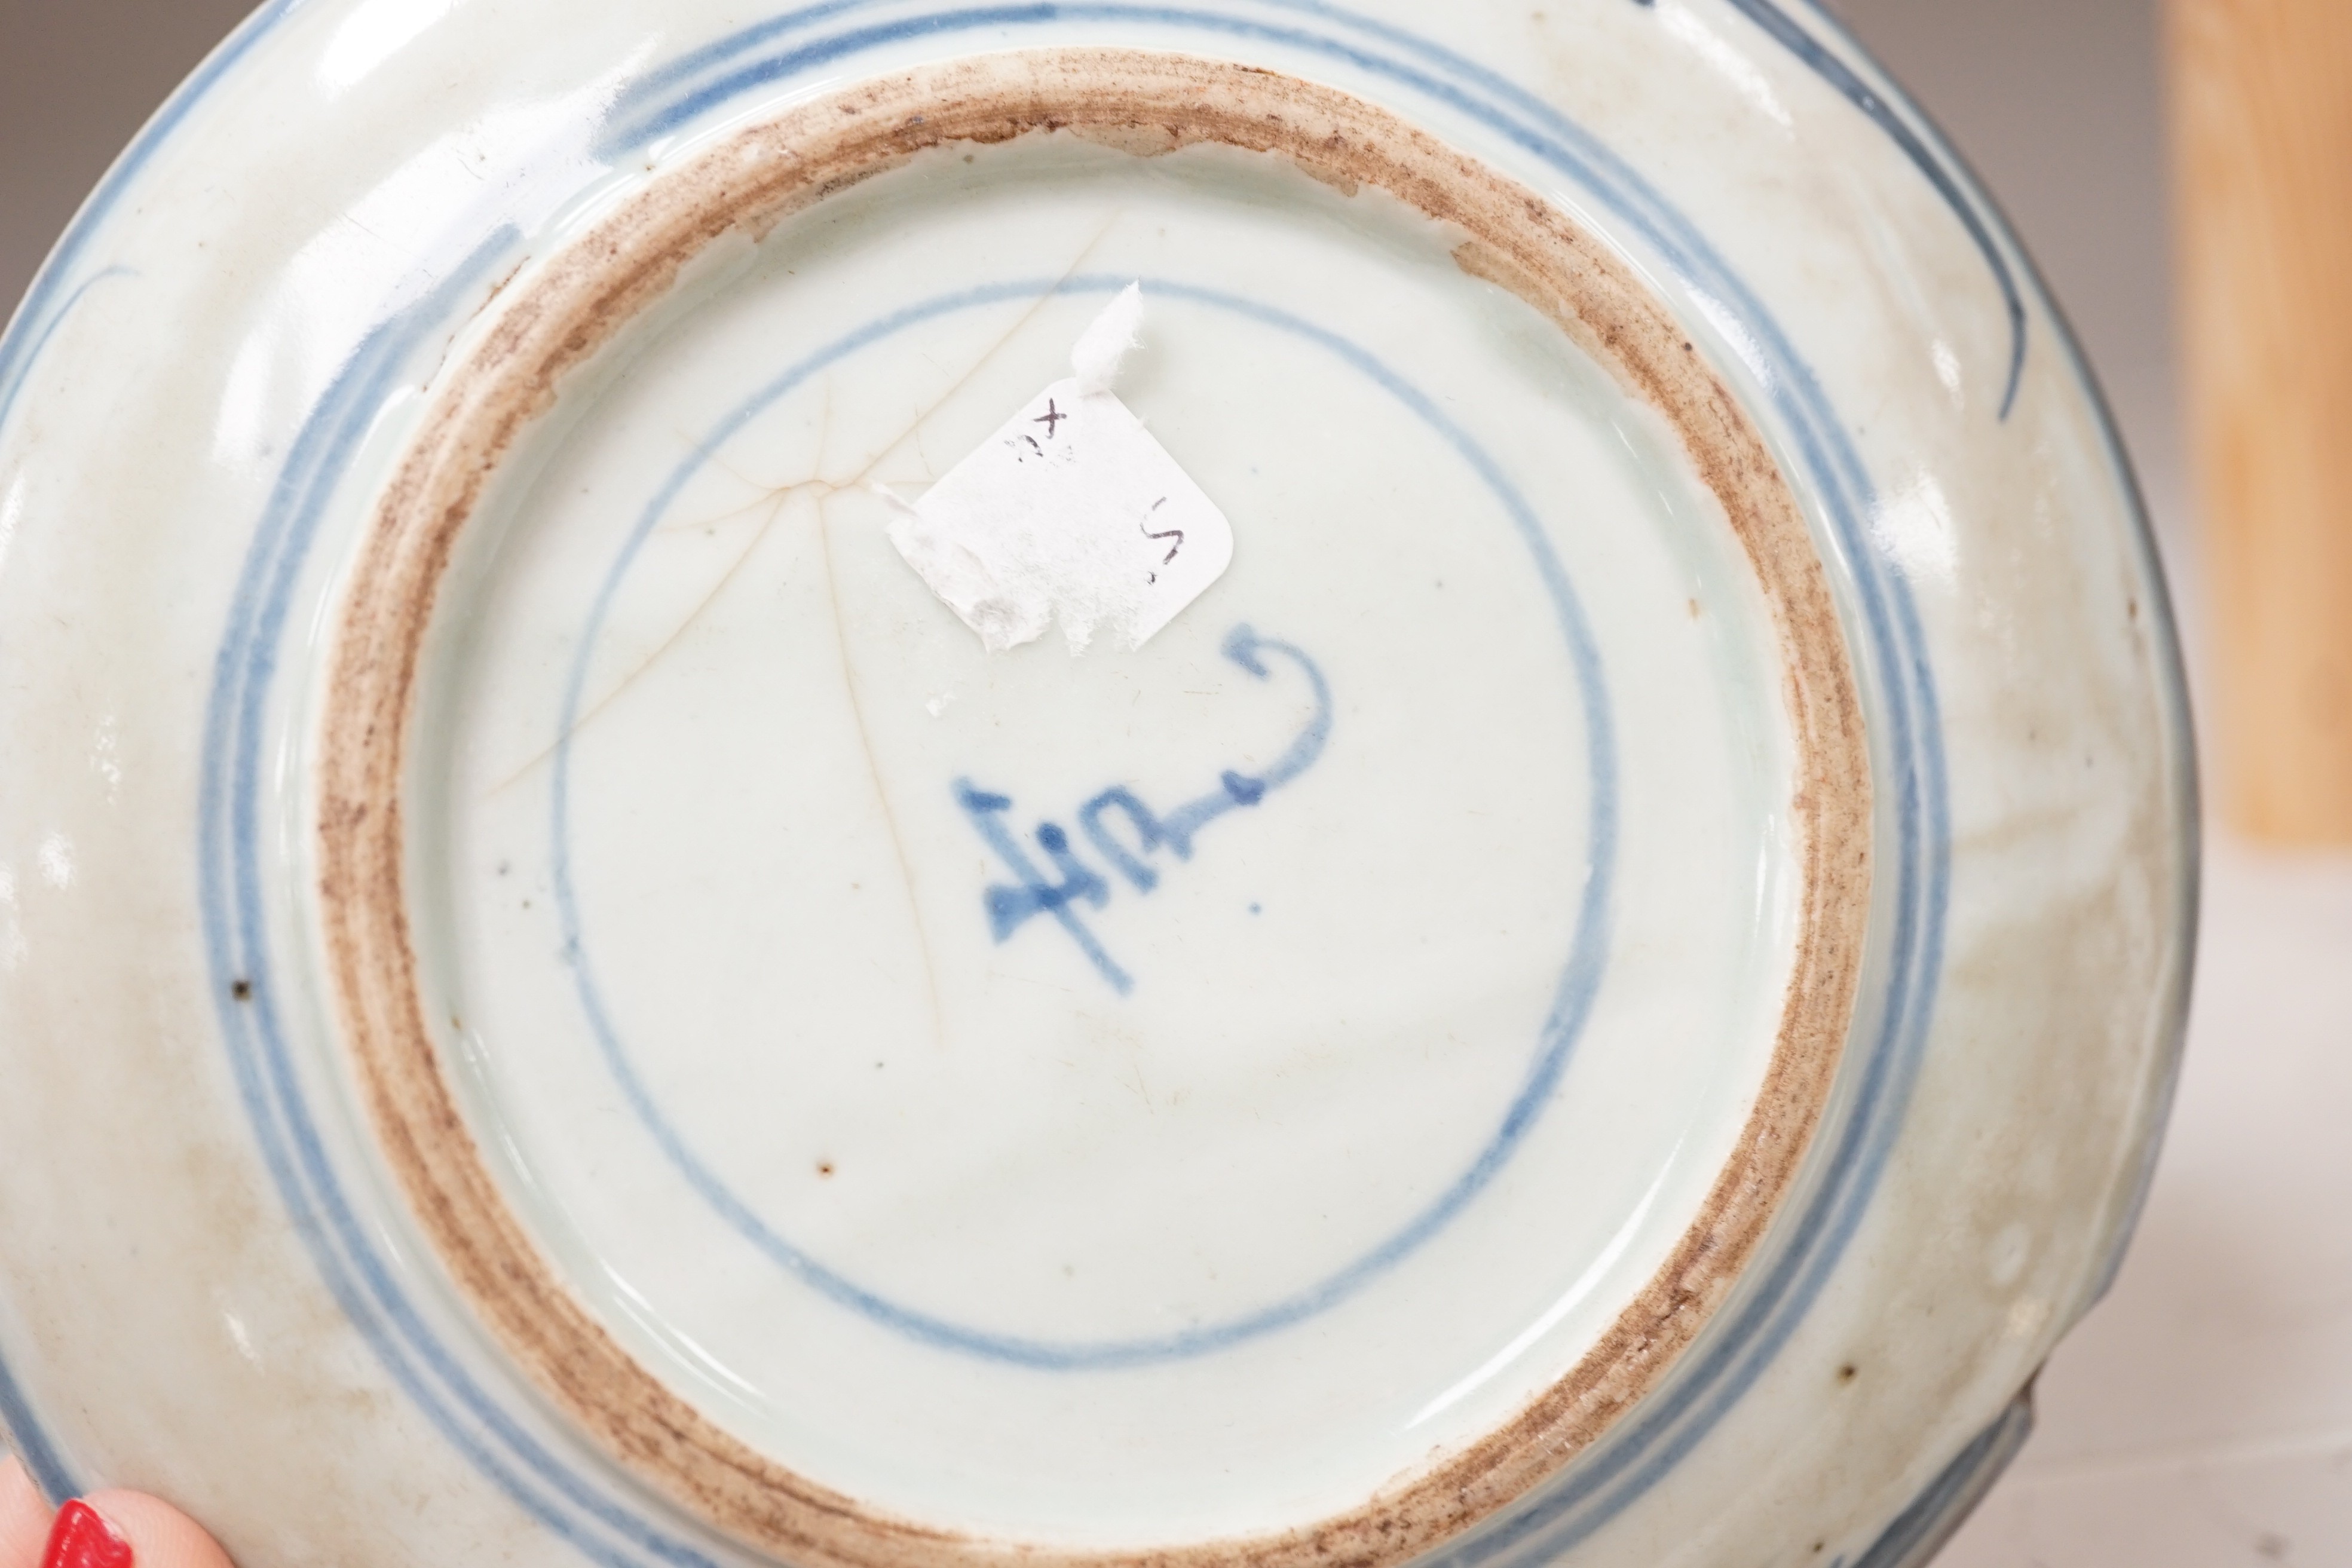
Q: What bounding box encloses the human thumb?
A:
[0,1461,232,1568]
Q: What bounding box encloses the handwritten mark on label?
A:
[954,624,1331,994]
[887,286,1236,654]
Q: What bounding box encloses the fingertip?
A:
[0,1457,49,1568]
[75,1493,232,1568]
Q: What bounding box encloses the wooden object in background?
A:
[2170,0,2352,841]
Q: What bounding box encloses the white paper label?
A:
[886,286,1235,654]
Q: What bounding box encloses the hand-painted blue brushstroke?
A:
[1094,628,1333,861]
[1849,1387,2035,1568]
[1634,0,2029,418]
[0,1340,76,1503]
[1163,624,1332,843]
[0,268,132,443]
[598,4,1054,152]
[552,272,1618,1372]
[960,780,1132,993]
[602,0,875,124]
[961,623,1332,991]
[1082,787,1166,890]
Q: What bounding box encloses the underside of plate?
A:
[0,5,2197,1566]
[314,50,1866,1567]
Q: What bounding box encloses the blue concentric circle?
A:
[550,273,1619,1370]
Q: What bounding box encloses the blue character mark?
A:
[956,786,1124,988]
[956,623,1333,995]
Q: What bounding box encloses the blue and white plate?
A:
[0,5,2193,1567]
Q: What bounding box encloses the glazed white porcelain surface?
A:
[0,4,2192,1567]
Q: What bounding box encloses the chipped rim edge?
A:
[313,47,1871,1568]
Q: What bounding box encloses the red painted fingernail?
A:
[39,1500,133,1568]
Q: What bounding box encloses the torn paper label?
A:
[886,285,1235,654]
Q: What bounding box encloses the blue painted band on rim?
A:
[0,1330,75,1503]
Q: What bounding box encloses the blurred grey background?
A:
[11,4,2341,1566]
[0,0,265,310]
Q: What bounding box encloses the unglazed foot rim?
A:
[313,48,1870,1568]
